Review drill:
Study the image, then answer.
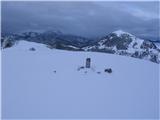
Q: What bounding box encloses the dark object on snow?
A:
[80,66,85,69]
[29,47,36,51]
[97,72,101,74]
[104,68,112,73]
[53,70,56,73]
[77,66,85,71]
[86,58,91,68]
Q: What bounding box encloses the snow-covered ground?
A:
[2,41,159,119]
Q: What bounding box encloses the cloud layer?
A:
[2,1,160,40]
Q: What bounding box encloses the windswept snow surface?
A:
[2,41,159,119]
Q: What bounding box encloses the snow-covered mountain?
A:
[1,30,160,63]
[2,40,159,118]
[84,30,160,63]
[1,30,94,49]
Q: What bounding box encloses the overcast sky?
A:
[2,1,160,40]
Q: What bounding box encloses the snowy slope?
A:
[84,30,160,63]
[2,41,159,119]
[155,42,160,49]
[113,30,133,37]
[9,40,49,51]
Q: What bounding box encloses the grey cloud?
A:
[2,1,159,41]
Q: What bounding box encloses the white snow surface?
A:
[155,42,160,49]
[112,30,133,37]
[2,41,159,119]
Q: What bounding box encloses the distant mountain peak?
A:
[112,30,133,37]
[84,30,160,63]
[44,30,63,35]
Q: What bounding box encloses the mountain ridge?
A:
[1,30,160,63]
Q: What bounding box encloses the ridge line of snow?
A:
[112,30,134,37]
